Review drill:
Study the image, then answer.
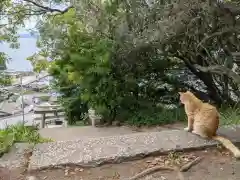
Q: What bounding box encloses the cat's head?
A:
[178,90,194,104]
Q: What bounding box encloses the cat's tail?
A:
[212,135,240,159]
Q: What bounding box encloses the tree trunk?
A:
[182,57,223,105]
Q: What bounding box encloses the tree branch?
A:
[194,64,240,84]
[196,27,239,49]
[23,0,73,14]
[217,1,240,16]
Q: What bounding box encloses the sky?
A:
[0,34,38,71]
[0,2,71,72]
[0,2,64,72]
[0,14,38,71]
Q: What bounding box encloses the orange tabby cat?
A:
[179,90,240,159]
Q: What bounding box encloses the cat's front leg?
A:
[184,116,194,132]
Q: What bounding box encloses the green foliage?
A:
[49,77,88,125]
[60,89,88,125]
[0,75,12,85]
[68,121,85,127]
[0,123,51,157]
[219,105,240,126]
[0,53,12,85]
[34,1,191,126]
[49,30,119,123]
[126,107,186,127]
[3,0,238,127]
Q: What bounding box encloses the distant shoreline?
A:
[19,33,38,38]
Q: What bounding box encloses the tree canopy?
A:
[1,0,240,125]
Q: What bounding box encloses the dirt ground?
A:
[3,147,240,180]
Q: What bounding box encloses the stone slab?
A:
[38,126,137,141]
[28,126,240,171]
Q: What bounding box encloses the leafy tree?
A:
[0,53,11,85]
[1,0,240,126]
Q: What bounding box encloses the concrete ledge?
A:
[28,126,240,171]
[0,143,33,169]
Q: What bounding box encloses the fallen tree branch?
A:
[127,166,175,180]
[126,156,203,180]
[180,157,203,172]
[217,1,240,16]
[196,27,239,49]
[194,64,240,84]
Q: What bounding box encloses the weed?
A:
[0,123,52,157]
[219,105,240,126]
[167,151,183,166]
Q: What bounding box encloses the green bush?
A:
[60,94,88,125]
[124,104,240,127]
[48,30,119,125]
[219,105,240,126]
[0,75,12,85]
[0,123,51,157]
[44,6,187,126]
[126,107,186,127]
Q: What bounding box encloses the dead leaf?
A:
[64,169,69,176]
[161,176,167,180]
[154,157,163,162]
[165,160,170,165]
[151,160,158,165]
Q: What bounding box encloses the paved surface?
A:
[39,126,137,141]
[0,111,59,129]
[0,113,34,129]
[28,126,240,171]
[38,123,185,141]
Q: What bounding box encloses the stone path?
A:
[38,123,185,141]
[28,125,240,171]
[38,126,138,141]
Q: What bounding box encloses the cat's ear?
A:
[178,92,183,95]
